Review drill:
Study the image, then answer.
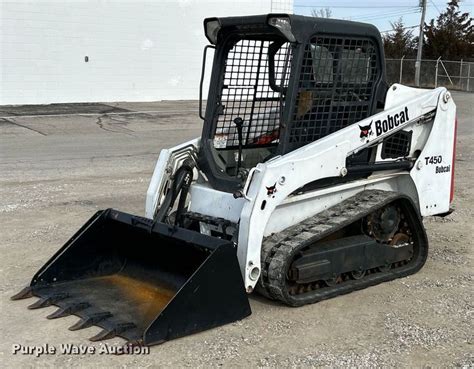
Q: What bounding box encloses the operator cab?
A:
[199,14,388,192]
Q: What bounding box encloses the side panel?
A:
[189,184,245,223]
[410,92,456,215]
[385,84,456,215]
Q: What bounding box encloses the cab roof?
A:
[204,13,382,45]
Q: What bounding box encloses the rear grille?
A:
[288,36,379,150]
[214,39,291,149]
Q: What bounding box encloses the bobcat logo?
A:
[266,183,277,196]
[359,121,373,139]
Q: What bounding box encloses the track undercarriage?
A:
[258,190,428,306]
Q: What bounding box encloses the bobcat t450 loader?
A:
[13,14,457,346]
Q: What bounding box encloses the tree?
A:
[311,7,332,18]
[423,0,473,60]
[382,18,416,58]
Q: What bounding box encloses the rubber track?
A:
[258,190,428,306]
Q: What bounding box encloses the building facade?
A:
[1,0,293,105]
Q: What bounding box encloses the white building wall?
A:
[1,0,293,105]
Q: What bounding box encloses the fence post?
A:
[468,63,471,92]
[440,59,454,85]
[435,57,441,87]
[459,59,463,88]
[399,55,405,84]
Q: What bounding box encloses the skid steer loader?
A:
[12,14,457,346]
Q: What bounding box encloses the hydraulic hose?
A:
[154,160,195,224]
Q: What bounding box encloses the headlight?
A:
[268,16,296,42]
[204,19,221,44]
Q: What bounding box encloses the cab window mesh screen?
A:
[213,39,291,149]
[289,36,379,149]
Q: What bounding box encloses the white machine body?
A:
[146,84,457,291]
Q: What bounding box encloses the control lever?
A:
[233,117,244,175]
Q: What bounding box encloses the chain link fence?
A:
[386,58,473,92]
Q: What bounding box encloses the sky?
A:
[293,0,473,34]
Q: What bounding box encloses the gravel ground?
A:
[0,92,472,368]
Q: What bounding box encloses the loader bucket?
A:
[11,209,251,346]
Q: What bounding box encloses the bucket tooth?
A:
[47,302,91,319]
[69,312,112,331]
[89,328,116,342]
[89,322,136,342]
[27,293,69,310]
[28,297,52,310]
[11,286,33,300]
